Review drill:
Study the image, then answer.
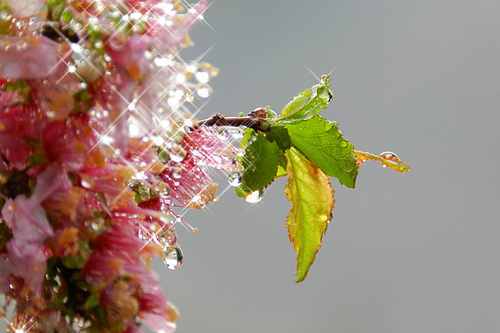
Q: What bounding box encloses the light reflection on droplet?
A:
[175,73,185,83]
[228,171,242,187]
[196,86,211,98]
[172,165,182,179]
[245,189,264,203]
[169,144,187,162]
[380,151,399,160]
[154,57,172,67]
[164,245,183,270]
[195,71,209,83]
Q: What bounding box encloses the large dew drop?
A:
[245,189,264,204]
[164,245,184,270]
[228,171,242,187]
[380,151,399,160]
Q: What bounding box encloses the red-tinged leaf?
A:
[285,147,335,283]
[355,150,410,173]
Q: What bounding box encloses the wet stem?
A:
[192,111,269,132]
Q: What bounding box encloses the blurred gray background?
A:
[164,0,500,332]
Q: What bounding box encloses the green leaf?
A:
[285,147,334,282]
[266,125,291,151]
[284,115,358,188]
[275,154,288,178]
[276,75,332,123]
[237,129,279,192]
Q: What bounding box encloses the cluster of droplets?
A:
[138,220,184,270]
[198,124,246,141]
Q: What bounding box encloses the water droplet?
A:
[91,218,105,231]
[164,245,184,270]
[150,222,160,232]
[245,189,264,203]
[172,164,182,179]
[160,227,177,248]
[196,84,212,98]
[232,127,245,139]
[380,151,399,160]
[228,171,242,186]
[220,149,232,161]
[138,229,149,241]
[191,194,201,204]
[327,90,333,103]
[218,128,230,141]
[195,71,210,83]
[169,143,187,162]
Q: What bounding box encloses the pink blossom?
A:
[147,1,208,53]
[2,0,46,18]
[42,114,100,171]
[0,165,71,293]
[83,225,177,332]
[0,36,63,78]
[0,245,48,294]
[159,148,218,209]
[0,103,44,169]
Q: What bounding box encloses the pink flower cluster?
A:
[0,1,237,332]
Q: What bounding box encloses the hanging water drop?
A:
[164,245,184,270]
[228,171,242,187]
[245,189,264,203]
[327,90,333,103]
[195,70,210,83]
[196,84,212,98]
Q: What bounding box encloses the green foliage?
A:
[285,147,334,282]
[237,129,279,193]
[284,116,358,188]
[277,75,332,123]
[235,74,410,282]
